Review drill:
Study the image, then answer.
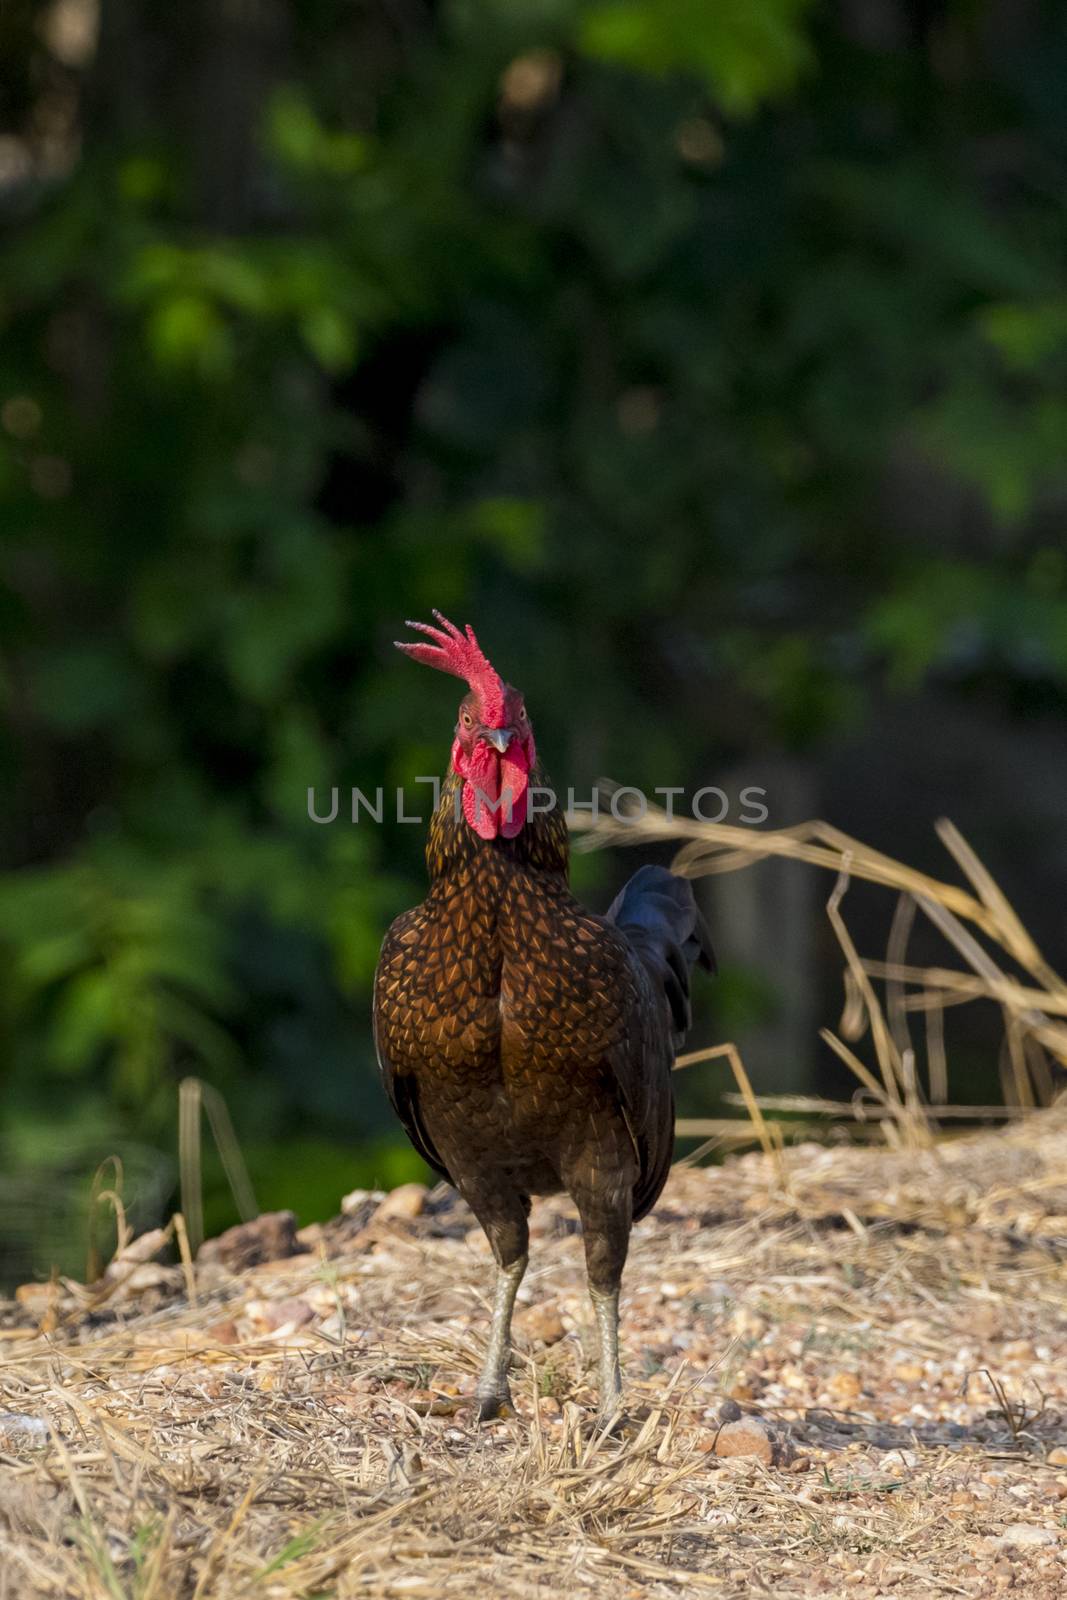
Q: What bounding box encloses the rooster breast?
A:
[373,855,649,1200]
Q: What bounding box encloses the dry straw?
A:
[572,789,1067,1142]
[4,1106,1067,1599]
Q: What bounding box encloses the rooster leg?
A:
[475,1252,528,1421]
[576,1189,632,1426]
[589,1285,622,1421]
[468,1193,530,1422]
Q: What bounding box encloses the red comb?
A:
[395,611,506,726]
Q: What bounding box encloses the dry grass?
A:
[3,1110,1067,1599]
[573,795,1067,1131]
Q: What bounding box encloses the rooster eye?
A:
[461,711,472,728]
[518,706,527,723]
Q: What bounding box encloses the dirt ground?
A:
[2,1107,1067,1598]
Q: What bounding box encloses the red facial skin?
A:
[394,614,535,841]
[451,685,536,841]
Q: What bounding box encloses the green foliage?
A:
[580,0,814,112]
[2,0,1067,1280]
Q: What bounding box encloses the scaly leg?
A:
[475,1253,527,1421]
[574,1183,632,1427]
[589,1285,622,1425]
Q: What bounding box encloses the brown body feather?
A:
[374,769,673,1224]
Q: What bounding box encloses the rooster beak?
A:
[481,727,513,754]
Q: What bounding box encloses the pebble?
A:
[993,1525,1058,1549]
[341,1187,385,1216]
[515,1302,565,1345]
[376,1183,429,1222]
[197,1211,306,1271]
[826,1371,861,1402]
[14,1283,55,1311]
[112,1262,176,1294]
[206,1319,240,1345]
[713,1417,776,1466]
[1047,1447,1067,1468]
[256,1297,315,1333]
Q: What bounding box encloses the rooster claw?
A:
[594,1407,633,1440]
[474,1391,514,1424]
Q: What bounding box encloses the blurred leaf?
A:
[268,87,368,177]
[580,0,813,112]
[147,293,233,375]
[48,970,114,1074]
[30,644,142,734]
[981,299,1067,372]
[300,305,357,371]
[468,497,547,572]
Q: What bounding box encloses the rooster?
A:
[374,613,714,1424]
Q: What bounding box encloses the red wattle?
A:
[456,736,533,839]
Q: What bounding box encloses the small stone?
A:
[14,1283,55,1310]
[1047,1447,1067,1468]
[111,1262,176,1295]
[258,1297,314,1333]
[376,1183,428,1223]
[197,1211,307,1271]
[206,1319,240,1345]
[893,1362,925,1383]
[994,1525,1058,1549]
[713,1417,775,1466]
[719,1399,743,1424]
[341,1187,384,1216]
[515,1302,565,1345]
[826,1371,861,1402]
[729,1308,767,1338]
[884,1448,920,1473]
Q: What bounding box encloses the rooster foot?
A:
[593,1405,633,1440]
[474,1388,514,1424]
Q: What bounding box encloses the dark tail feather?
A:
[605,864,715,1037]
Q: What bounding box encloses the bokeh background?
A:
[3,0,1067,1288]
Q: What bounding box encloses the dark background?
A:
[2,0,1066,1286]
